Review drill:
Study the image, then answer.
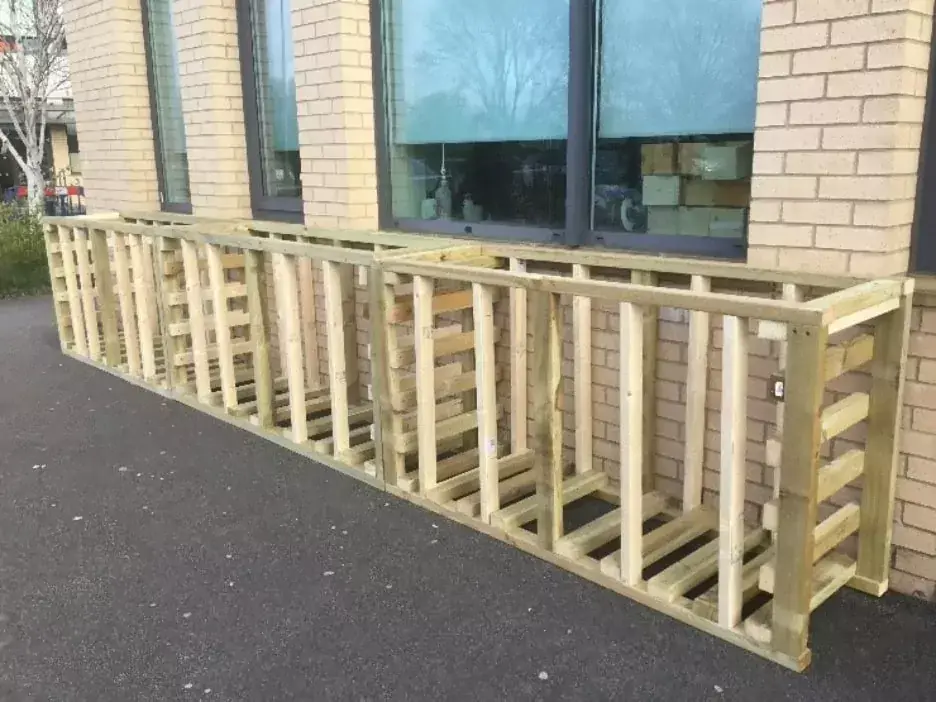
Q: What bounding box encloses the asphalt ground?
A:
[1,295,934,701]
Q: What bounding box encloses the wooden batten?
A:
[412,275,438,493]
[110,231,141,376]
[683,275,710,512]
[510,259,528,452]
[619,300,644,585]
[473,283,499,521]
[572,264,593,475]
[72,227,101,361]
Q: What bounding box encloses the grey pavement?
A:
[1,295,934,702]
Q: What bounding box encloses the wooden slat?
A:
[427,450,533,504]
[760,502,860,593]
[455,469,537,518]
[619,300,644,584]
[492,469,608,531]
[298,258,321,388]
[824,334,874,382]
[245,249,274,428]
[167,311,250,337]
[388,328,475,368]
[274,252,307,444]
[180,239,211,402]
[771,322,827,663]
[510,259,528,452]
[206,244,238,411]
[91,229,121,365]
[110,232,140,376]
[388,289,473,323]
[172,340,253,366]
[631,271,657,487]
[58,226,88,355]
[646,529,765,603]
[684,275,710,512]
[693,547,775,621]
[157,238,189,388]
[719,315,748,628]
[411,274,438,492]
[129,233,157,380]
[572,264,592,474]
[166,284,247,306]
[322,260,352,456]
[820,392,869,441]
[392,368,480,412]
[810,278,902,333]
[44,225,73,349]
[641,507,718,568]
[73,227,101,360]
[854,296,912,596]
[312,424,372,454]
[395,411,479,454]
[556,492,667,561]
[473,283,499,521]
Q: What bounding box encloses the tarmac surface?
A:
[1,295,935,701]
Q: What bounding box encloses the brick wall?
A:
[173,0,252,218]
[61,0,159,212]
[748,0,932,276]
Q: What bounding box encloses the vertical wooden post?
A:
[771,323,826,663]
[852,290,913,595]
[619,301,644,585]
[413,274,438,493]
[532,291,563,550]
[298,258,321,390]
[58,225,87,356]
[129,233,157,381]
[73,227,101,361]
[368,264,393,484]
[181,239,211,402]
[572,264,592,475]
[474,282,499,521]
[275,252,308,444]
[246,248,274,428]
[323,259,351,458]
[90,229,121,366]
[718,315,748,629]
[632,271,658,487]
[683,276,710,512]
[339,263,361,406]
[157,237,188,389]
[111,232,141,376]
[206,243,238,412]
[773,284,803,502]
[44,224,73,350]
[509,259,528,453]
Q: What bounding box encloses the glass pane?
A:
[144,0,190,204]
[249,0,300,199]
[384,0,569,228]
[592,0,760,240]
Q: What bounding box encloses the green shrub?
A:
[0,205,49,297]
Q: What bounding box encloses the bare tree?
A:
[0,0,67,212]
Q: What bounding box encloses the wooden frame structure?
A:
[43,215,913,671]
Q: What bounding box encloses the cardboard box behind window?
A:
[682,180,750,208]
[642,175,682,206]
[641,143,678,175]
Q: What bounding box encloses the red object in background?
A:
[16,185,82,198]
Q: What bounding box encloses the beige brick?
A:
[756,103,788,127]
[849,248,910,275]
[858,150,922,174]
[796,0,871,22]
[822,124,900,149]
[759,52,793,78]
[907,455,936,484]
[748,223,814,247]
[749,199,783,222]
[777,246,849,272]
[792,45,866,74]
[862,95,927,123]
[868,39,933,70]
[789,98,862,124]
[894,523,936,555]
[818,174,916,200]
[763,0,796,27]
[747,245,781,268]
[785,150,857,174]
[853,198,916,225]
[761,23,830,53]
[751,175,819,199]
[754,126,822,151]
[827,68,916,97]
[757,75,826,102]
[752,152,785,174]
[831,13,917,45]
[814,225,893,250]
[781,200,853,224]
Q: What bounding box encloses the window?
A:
[142,0,191,212]
[238,0,302,222]
[66,121,80,175]
[375,0,761,257]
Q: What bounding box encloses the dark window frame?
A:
[370,0,749,260]
[236,0,303,224]
[140,0,192,215]
[911,6,936,274]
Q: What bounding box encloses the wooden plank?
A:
[756,319,787,341]
[646,528,765,603]
[44,225,73,349]
[641,507,718,568]
[395,411,479,455]
[809,278,902,331]
[411,274,438,493]
[631,272,657,487]
[245,249,274,428]
[172,340,253,366]
[388,328,475,368]
[73,227,101,360]
[510,259,528,452]
[760,502,861,593]
[372,273,406,485]
[58,226,88,355]
[771,323,827,661]
[456,469,537,518]
[392,368,480,412]
[273,253,308,444]
[820,392,869,442]
[824,334,874,382]
[297,258,320,388]
[853,295,912,596]
[128,233,157,380]
[389,289,473,323]
[396,361,464,394]
[322,260,351,457]
[683,275,710,512]
[180,239,211,402]
[206,244,238,411]
[428,450,533,504]
[619,300,645,584]
[693,548,775,621]
[166,284,248,306]
[337,262,360,406]
[531,291,563,550]
[473,282,499,521]
[157,238,189,389]
[770,283,803,492]
[719,315,748,628]
[110,232,140,376]
[312,424,373,454]
[555,492,667,561]
[572,264,592,474]
[492,469,608,531]
[167,311,251,337]
[90,229,120,365]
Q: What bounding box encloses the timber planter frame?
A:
[43,214,913,672]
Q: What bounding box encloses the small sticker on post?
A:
[486,438,497,456]
[769,375,785,401]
